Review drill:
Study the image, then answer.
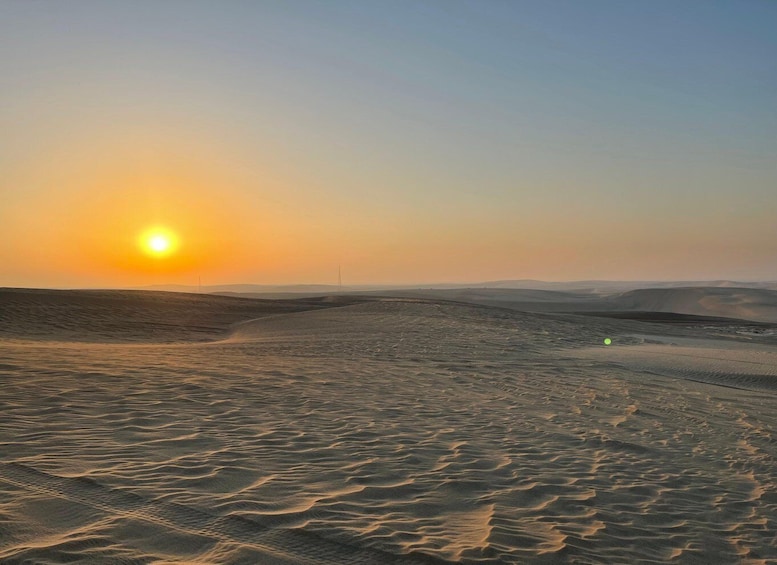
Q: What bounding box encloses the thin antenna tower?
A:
[338,265,342,293]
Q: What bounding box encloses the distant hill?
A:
[607,287,777,323]
[137,280,777,297]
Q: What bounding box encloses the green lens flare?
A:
[604,338,612,345]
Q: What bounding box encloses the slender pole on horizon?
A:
[198,276,201,294]
[338,265,342,293]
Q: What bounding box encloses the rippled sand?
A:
[1,290,775,563]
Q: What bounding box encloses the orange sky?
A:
[2,2,775,288]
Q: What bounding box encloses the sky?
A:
[2,0,775,288]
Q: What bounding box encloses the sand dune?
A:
[576,340,777,392]
[1,290,775,563]
[361,286,777,325]
[0,288,361,343]
[608,287,777,323]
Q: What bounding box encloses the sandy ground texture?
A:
[0,289,775,564]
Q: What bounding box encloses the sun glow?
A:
[140,227,178,258]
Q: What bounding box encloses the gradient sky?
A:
[2,0,775,287]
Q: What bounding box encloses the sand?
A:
[1,288,775,563]
[356,286,777,323]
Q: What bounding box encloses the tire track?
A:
[0,462,450,565]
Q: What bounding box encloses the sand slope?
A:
[336,286,777,324]
[0,288,360,343]
[1,291,775,563]
[609,287,777,323]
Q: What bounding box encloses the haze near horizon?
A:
[2,1,775,288]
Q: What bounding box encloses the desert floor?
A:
[1,289,775,564]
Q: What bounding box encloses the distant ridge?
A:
[609,287,777,323]
[136,280,777,296]
[119,281,777,324]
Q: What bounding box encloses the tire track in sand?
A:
[0,462,450,565]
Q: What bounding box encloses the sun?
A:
[149,235,170,252]
[140,227,178,258]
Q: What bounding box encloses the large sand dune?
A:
[360,286,777,325]
[0,288,362,343]
[1,289,775,563]
[608,287,777,323]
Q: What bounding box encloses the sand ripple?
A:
[1,298,776,563]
